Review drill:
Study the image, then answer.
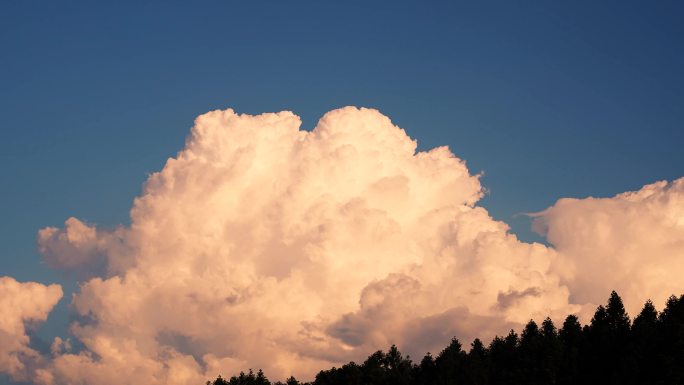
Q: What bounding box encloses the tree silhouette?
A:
[488,330,519,385]
[558,314,581,385]
[414,352,435,385]
[628,300,659,385]
[434,338,465,384]
[658,295,684,383]
[606,291,631,331]
[462,339,488,385]
[539,317,561,384]
[519,320,542,384]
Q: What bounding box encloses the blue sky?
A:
[1,1,683,382]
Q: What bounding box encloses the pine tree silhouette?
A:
[558,314,581,385]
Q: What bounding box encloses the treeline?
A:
[208,291,684,385]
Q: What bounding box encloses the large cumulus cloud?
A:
[0,277,62,383]
[30,107,578,383]
[4,106,681,384]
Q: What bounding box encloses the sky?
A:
[1,1,683,384]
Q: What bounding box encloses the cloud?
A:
[533,177,684,318]
[0,277,62,383]
[38,217,130,279]
[23,107,579,383]
[4,106,681,384]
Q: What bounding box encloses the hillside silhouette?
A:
[207,291,684,385]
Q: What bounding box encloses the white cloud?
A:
[3,106,680,384]
[28,107,578,383]
[533,177,684,318]
[0,277,62,383]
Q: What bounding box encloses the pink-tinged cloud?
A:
[29,107,578,383]
[38,217,130,279]
[533,178,684,318]
[3,106,680,385]
[0,277,62,383]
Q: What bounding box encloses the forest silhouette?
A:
[207,291,684,385]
